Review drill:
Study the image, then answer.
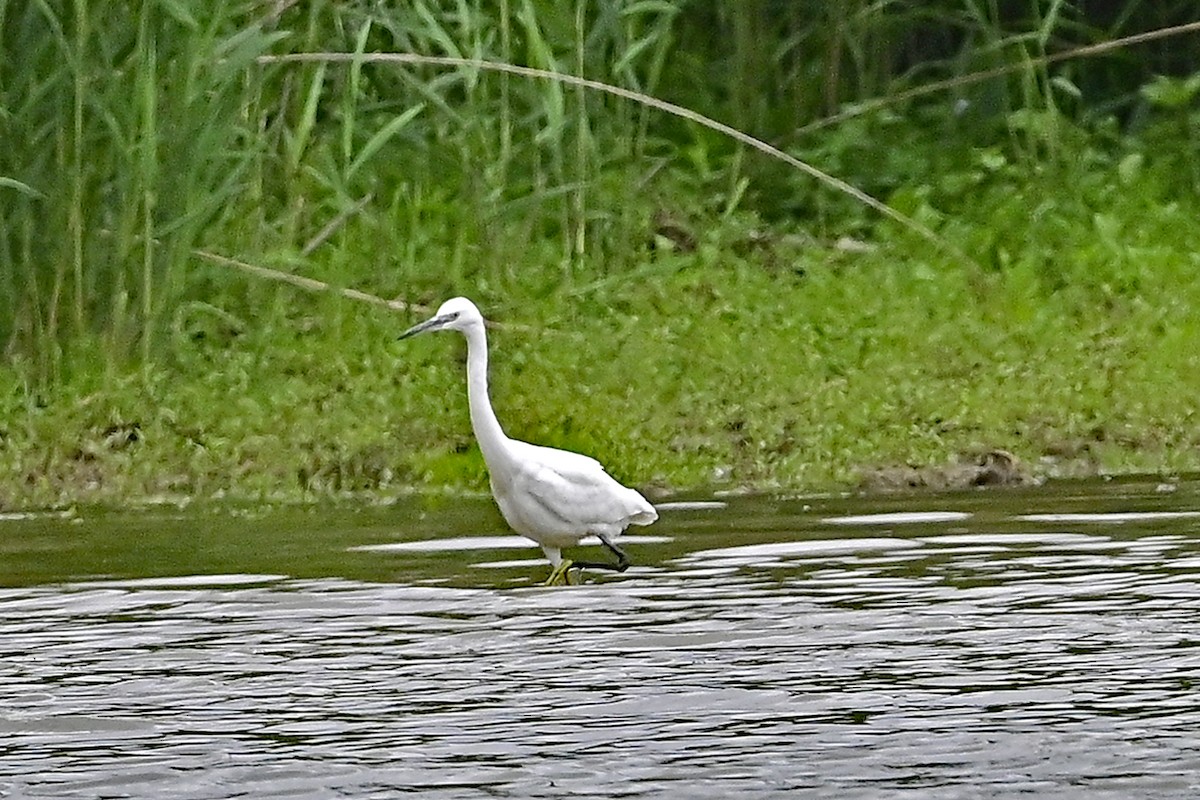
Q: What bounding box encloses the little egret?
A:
[399,297,658,585]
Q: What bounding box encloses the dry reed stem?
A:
[795,20,1200,136]
[301,193,375,256]
[192,249,524,330]
[193,249,415,312]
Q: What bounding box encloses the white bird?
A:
[399,297,658,585]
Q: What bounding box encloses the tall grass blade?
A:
[287,62,327,172]
[0,177,47,199]
[258,51,971,267]
[346,103,425,182]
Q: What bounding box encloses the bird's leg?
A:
[541,537,631,585]
[563,534,631,575]
[598,534,630,572]
[543,560,575,586]
[541,546,576,586]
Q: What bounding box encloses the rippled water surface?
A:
[3,479,1200,798]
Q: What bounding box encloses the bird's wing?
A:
[507,441,657,533]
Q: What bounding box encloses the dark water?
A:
[2,478,1199,798]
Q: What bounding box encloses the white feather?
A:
[493,440,657,548]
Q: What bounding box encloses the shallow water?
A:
[2,478,1199,798]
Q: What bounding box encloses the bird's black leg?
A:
[565,534,631,575]
[598,534,630,572]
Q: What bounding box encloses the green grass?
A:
[3,2,1200,508]
[3,142,1198,508]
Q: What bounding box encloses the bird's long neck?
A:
[463,322,511,470]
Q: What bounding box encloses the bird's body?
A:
[490,438,657,554]
[400,297,657,583]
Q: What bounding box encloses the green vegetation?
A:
[2,2,1199,508]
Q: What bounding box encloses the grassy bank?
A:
[3,143,1199,508]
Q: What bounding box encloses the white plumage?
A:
[399,297,657,584]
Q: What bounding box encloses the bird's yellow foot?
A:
[544,560,580,586]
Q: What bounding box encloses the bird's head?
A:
[398,296,484,340]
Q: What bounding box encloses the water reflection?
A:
[2,479,1199,798]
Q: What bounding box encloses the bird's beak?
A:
[398,313,453,340]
